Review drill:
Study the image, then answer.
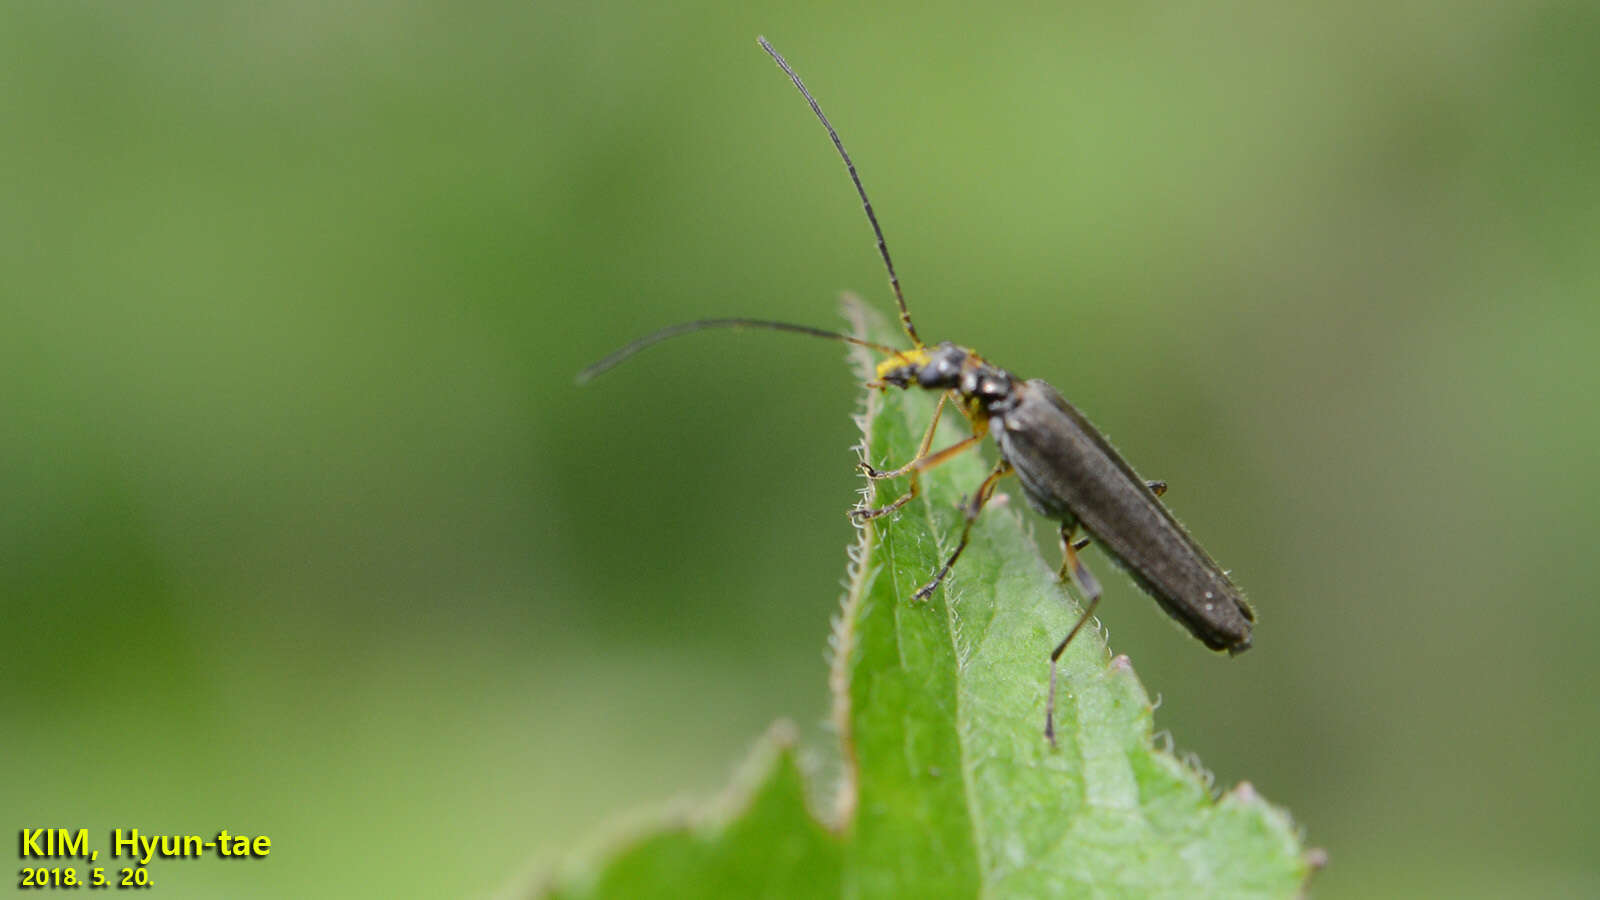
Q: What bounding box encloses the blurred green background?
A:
[4,2,1598,897]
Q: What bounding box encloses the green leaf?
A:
[535,299,1315,899]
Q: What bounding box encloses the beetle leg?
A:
[909,459,1012,601]
[1069,481,1166,551]
[859,392,950,480]
[851,432,984,521]
[1046,529,1104,746]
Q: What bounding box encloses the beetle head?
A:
[915,342,969,389]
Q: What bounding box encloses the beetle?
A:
[579,37,1254,741]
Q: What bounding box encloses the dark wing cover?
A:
[994,379,1253,652]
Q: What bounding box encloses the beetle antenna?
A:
[759,36,924,349]
[576,318,904,384]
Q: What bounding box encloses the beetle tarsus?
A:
[909,460,1011,602]
[851,488,916,520]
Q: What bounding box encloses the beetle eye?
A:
[917,358,957,388]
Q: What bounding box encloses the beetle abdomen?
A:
[993,380,1254,653]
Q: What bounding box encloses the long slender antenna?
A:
[759,36,924,349]
[576,318,903,384]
